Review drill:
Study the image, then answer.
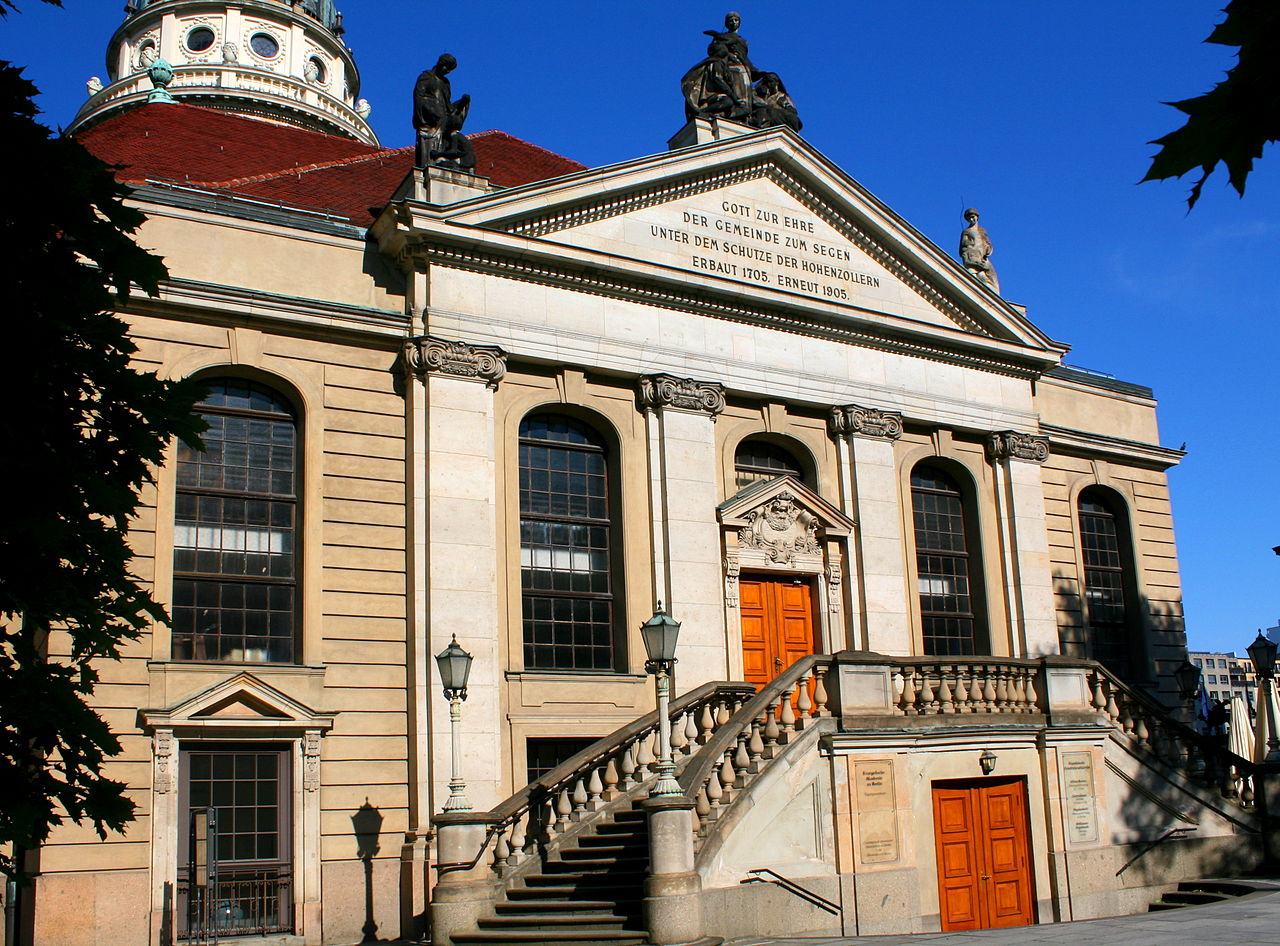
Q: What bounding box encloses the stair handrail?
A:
[476,679,757,877]
[679,655,834,844]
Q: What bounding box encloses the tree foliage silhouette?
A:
[0,51,205,879]
[1143,0,1280,209]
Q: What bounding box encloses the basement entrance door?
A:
[740,576,816,689]
[932,778,1035,931]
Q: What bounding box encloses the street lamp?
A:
[641,603,682,797]
[435,635,474,811]
[1247,631,1280,764]
[1174,658,1202,701]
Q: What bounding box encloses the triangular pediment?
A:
[719,475,855,536]
[141,672,334,731]
[435,127,1062,358]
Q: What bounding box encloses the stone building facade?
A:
[11,3,1250,945]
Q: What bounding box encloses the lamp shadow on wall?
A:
[352,799,384,942]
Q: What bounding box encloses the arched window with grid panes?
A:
[1078,487,1140,680]
[733,438,808,492]
[519,413,618,671]
[171,378,298,663]
[910,463,987,656]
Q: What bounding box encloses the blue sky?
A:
[5,1,1277,656]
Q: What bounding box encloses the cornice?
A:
[1040,423,1184,470]
[397,233,1055,381]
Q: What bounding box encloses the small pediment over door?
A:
[140,672,336,734]
[718,476,855,569]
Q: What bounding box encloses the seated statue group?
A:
[681,12,802,132]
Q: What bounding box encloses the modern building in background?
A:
[9,3,1265,945]
[1189,650,1257,711]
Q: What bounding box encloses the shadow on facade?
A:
[351,799,383,943]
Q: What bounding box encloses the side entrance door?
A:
[932,777,1035,931]
[739,576,816,689]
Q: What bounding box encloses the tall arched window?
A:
[911,464,984,656]
[172,379,298,663]
[519,413,616,671]
[734,438,806,492]
[1078,488,1137,679]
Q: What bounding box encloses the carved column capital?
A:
[986,430,1050,464]
[403,335,507,389]
[828,404,904,441]
[637,374,725,416]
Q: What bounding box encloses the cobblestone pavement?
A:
[725,879,1280,946]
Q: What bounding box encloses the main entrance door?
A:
[932,778,1035,931]
[739,576,816,689]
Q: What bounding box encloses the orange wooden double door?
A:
[739,576,816,689]
[932,778,1035,931]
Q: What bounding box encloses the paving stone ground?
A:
[725,878,1280,946]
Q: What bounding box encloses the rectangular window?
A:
[525,737,597,785]
[179,745,293,939]
[911,467,982,657]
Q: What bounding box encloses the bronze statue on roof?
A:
[681,13,802,132]
[413,54,476,171]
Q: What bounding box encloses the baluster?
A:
[763,705,780,756]
[620,744,637,788]
[899,667,918,715]
[1104,682,1120,721]
[698,703,716,744]
[695,785,712,825]
[981,664,998,713]
[715,701,731,728]
[636,731,655,775]
[555,788,572,832]
[706,770,724,812]
[603,758,620,800]
[814,666,831,716]
[586,768,603,808]
[571,777,589,820]
[509,817,526,868]
[493,830,511,874]
[748,721,765,766]
[778,688,797,733]
[954,666,971,713]
[1091,672,1107,711]
[719,753,737,802]
[919,669,936,714]
[734,732,751,778]
[1241,771,1255,807]
[939,667,955,714]
[1012,669,1028,712]
[1025,669,1041,713]
[670,712,689,754]
[797,669,814,719]
[993,666,1009,712]
[684,711,699,749]
[1132,711,1150,745]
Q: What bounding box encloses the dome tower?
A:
[69,0,377,144]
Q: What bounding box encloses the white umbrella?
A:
[1229,694,1254,760]
[1254,677,1280,763]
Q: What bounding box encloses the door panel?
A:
[739,577,816,689]
[932,779,1034,932]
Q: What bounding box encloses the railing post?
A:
[429,812,500,946]
[642,796,704,946]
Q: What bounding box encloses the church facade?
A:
[14,3,1258,945]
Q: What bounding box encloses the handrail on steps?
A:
[741,868,840,914]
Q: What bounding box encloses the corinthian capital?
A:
[403,335,507,389]
[828,404,904,441]
[637,374,725,416]
[986,430,1050,463]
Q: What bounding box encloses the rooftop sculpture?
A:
[959,208,1000,294]
[681,12,801,133]
[413,54,476,171]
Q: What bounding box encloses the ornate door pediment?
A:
[718,475,855,569]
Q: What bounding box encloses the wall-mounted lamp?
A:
[979,748,998,776]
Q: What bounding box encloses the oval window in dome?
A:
[185,26,215,53]
[250,32,280,59]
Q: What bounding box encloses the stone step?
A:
[495,898,630,916]
[541,856,648,873]
[1179,880,1261,898]
[564,843,637,857]
[505,881,645,902]
[451,930,647,946]
[478,913,634,932]
[1163,890,1229,906]
[1148,902,1184,912]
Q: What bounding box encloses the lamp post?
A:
[641,603,682,797]
[1248,631,1280,764]
[435,634,474,811]
[1174,658,1202,724]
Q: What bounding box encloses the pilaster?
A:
[986,431,1057,656]
[404,336,507,817]
[829,405,909,655]
[638,374,726,688]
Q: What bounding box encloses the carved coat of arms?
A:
[738,490,820,564]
